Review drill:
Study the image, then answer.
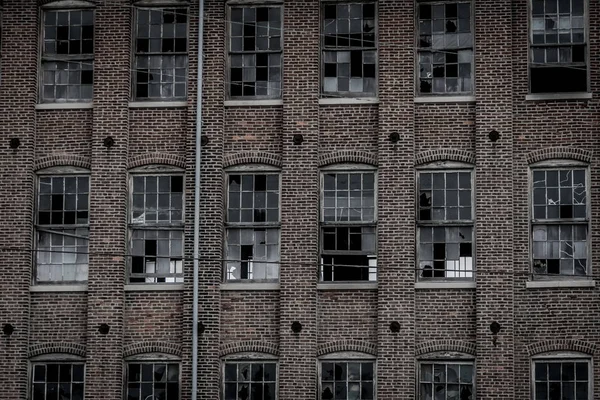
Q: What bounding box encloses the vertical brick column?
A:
[84,3,129,399]
[278,1,320,399]
[474,0,514,397]
[0,1,37,398]
[376,0,416,398]
[192,1,223,399]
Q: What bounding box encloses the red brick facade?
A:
[0,0,599,399]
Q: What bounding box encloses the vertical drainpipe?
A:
[192,0,204,399]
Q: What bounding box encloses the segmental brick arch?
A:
[526,147,593,165]
[415,340,476,356]
[414,149,475,166]
[318,150,378,167]
[128,153,186,169]
[34,155,91,171]
[28,342,86,358]
[317,340,377,356]
[525,339,596,356]
[223,152,282,168]
[123,341,183,357]
[219,340,280,357]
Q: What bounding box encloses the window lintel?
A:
[30,353,84,361]
[224,164,280,173]
[532,351,590,360]
[37,166,90,175]
[530,159,588,168]
[125,352,181,361]
[416,160,473,170]
[129,165,185,174]
[417,351,474,360]
[319,351,376,360]
[41,0,95,9]
[222,352,278,361]
[321,163,377,172]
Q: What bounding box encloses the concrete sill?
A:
[525,93,592,101]
[317,282,377,290]
[319,97,379,105]
[128,101,187,108]
[124,284,184,291]
[415,281,476,290]
[526,280,596,289]
[36,103,93,110]
[220,282,280,291]
[30,284,87,292]
[224,99,283,107]
[414,96,475,104]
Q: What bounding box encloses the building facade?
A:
[0,0,598,399]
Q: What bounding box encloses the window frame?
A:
[527,0,590,94]
[221,355,279,400]
[416,162,475,282]
[39,2,96,103]
[30,355,86,400]
[319,164,378,283]
[34,167,91,285]
[320,1,379,98]
[416,353,476,400]
[528,160,591,280]
[124,353,182,400]
[224,165,282,283]
[131,4,190,101]
[318,352,376,400]
[127,166,185,284]
[531,352,592,400]
[414,0,475,97]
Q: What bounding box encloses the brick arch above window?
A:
[123,341,183,358]
[526,339,596,357]
[415,340,476,357]
[319,151,378,168]
[28,342,86,358]
[415,149,475,166]
[318,340,377,357]
[219,340,280,357]
[223,152,282,169]
[34,155,91,171]
[526,147,593,165]
[38,0,96,6]
[128,153,186,169]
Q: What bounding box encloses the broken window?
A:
[532,358,590,400]
[320,361,374,400]
[32,362,85,400]
[322,2,377,97]
[127,362,180,400]
[225,173,280,281]
[531,168,588,276]
[224,362,277,400]
[417,170,473,280]
[133,8,188,100]
[36,174,89,283]
[320,171,376,282]
[530,0,587,93]
[419,361,474,400]
[417,1,473,95]
[129,175,184,283]
[41,9,94,102]
[228,5,282,98]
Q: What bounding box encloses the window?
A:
[417,169,473,280]
[224,361,277,400]
[41,8,94,102]
[531,167,588,277]
[129,174,184,283]
[320,170,376,282]
[530,0,587,93]
[416,0,473,95]
[133,7,188,100]
[126,362,180,400]
[225,171,280,281]
[320,361,374,400]
[228,5,282,99]
[418,361,474,400]
[322,2,377,97]
[35,173,89,283]
[31,362,85,400]
[532,357,591,399]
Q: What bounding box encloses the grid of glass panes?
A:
[226,174,280,281]
[41,10,94,102]
[322,2,377,96]
[127,363,180,400]
[321,172,376,282]
[418,171,473,280]
[36,176,89,283]
[419,362,474,400]
[320,361,374,400]
[417,1,473,94]
[224,362,277,400]
[531,169,588,276]
[32,363,84,400]
[134,8,188,100]
[533,360,589,400]
[130,175,184,283]
[229,6,282,98]
[530,0,586,92]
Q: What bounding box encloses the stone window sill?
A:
[30,284,87,292]
[124,284,184,291]
[414,95,475,104]
[36,103,93,110]
[525,93,592,101]
[415,281,476,290]
[220,282,280,291]
[129,101,187,108]
[319,97,379,105]
[526,280,595,289]
[224,99,283,107]
[317,282,377,290]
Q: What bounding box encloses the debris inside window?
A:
[419,362,474,400]
[321,362,374,400]
[127,363,180,400]
[533,360,589,400]
[32,363,85,400]
[224,362,276,400]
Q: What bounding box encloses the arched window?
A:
[417,351,474,400]
[531,352,591,399]
[30,354,85,400]
[318,351,376,400]
[125,352,181,399]
[222,352,278,400]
